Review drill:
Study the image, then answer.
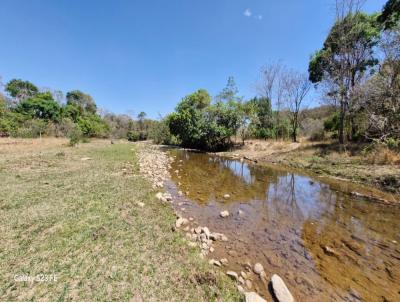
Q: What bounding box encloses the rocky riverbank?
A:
[136,142,296,302]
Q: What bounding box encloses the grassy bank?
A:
[0,138,239,301]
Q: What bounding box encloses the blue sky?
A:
[0,0,387,118]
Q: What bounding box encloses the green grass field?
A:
[0,139,239,301]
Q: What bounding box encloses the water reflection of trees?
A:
[170,150,282,203]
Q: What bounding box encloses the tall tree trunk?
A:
[339,103,345,144]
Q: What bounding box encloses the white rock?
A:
[223,194,231,199]
[244,292,267,302]
[201,227,211,238]
[137,202,145,208]
[220,258,228,265]
[194,226,202,234]
[220,210,230,218]
[175,217,189,228]
[226,271,238,281]
[271,274,295,302]
[155,192,164,200]
[209,259,221,267]
[253,263,264,275]
[245,279,253,289]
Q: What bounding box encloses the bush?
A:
[324,112,340,132]
[12,119,47,138]
[68,126,82,146]
[386,138,400,151]
[149,119,178,145]
[255,128,275,140]
[77,114,109,137]
[127,131,140,142]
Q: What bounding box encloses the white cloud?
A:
[256,15,263,20]
[243,8,252,17]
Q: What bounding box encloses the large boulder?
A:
[271,274,295,302]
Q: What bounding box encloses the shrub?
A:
[386,138,400,151]
[309,130,326,141]
[255,128,275,140]
[127,131,140,142]
[149,119,178,145]
[12,119,47,138]
[68,126,82,146]
[77,114,109,137]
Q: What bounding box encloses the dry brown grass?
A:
[365,145,400,165]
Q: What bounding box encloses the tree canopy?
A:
[5,79,39,101]
[378,0,400,29]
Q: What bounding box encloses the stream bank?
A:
[137,141,400,302]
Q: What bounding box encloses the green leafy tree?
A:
[77,114,109,137]
[5,79,38,102]
[309,12,381,143]
[378,0,400,29]
[137,111,147,132]
[16,92,61,121]
[66,90,97,115]
[168,89,240,151]
[215,77,241,103]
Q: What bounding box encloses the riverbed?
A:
[166,149,400,302]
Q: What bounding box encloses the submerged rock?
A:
[220,210,230,218]
[271,274,295,302]
[244,292,267,302]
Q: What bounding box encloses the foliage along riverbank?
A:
[0,138,240,301]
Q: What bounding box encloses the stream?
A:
[166,149,400,302]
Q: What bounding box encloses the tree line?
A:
[1,0,398,151]
[0,78,156,144]
[153,0,400,151]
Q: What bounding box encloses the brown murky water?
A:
[167,149,400,302]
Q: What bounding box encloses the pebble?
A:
[223,194,231,199]
[245,279,253,289]
[253,263,264,275]
[209,259,222,267]
[226,271,238,281]
[175,217,189,228]
[244,292,267,302]
[220,210,230,218]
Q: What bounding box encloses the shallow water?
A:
[167,149,400,302]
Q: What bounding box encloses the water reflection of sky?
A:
[219,159,253,184]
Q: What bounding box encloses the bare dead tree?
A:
[257,62,287,140]
[257,62,282,101]
[283,71,311,142]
